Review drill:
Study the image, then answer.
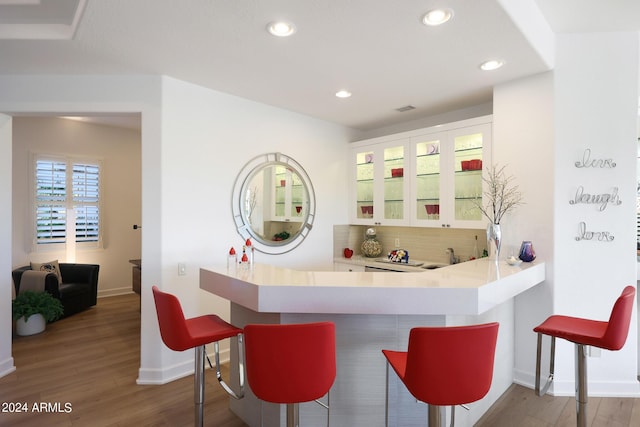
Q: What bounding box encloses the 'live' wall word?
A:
[574,148,616,168]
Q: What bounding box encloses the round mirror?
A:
[232,153,316,254]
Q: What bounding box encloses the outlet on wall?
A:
[178,263,186,276]
[395,238,400,248]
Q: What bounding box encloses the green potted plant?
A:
[12,291,64,336]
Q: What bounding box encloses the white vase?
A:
[15,313,46,336]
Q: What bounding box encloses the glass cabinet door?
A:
[383,145,405,221]
[355,150,375,220]
[272,165,308,220]
[415,138,441,222]
[290,170,306,218]
[452,129,484,222]
[274,165,287,218]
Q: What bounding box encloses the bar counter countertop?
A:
[200,258,545,316]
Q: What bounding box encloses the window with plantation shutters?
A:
[34,155,102,247]
[72,163,100,242]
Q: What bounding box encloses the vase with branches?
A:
[471,164,524,260]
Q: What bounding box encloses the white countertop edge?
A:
[200,260,545,316]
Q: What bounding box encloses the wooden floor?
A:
[0,293,246,427]
[2,292,639,427]
[476,383,640,427]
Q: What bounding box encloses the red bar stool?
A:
[382,322,499,427]
[533,285,635,427]
[243,322,336,427]
[151,285,245,427]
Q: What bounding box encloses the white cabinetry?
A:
[350,138,410,225]
[349,116,492,229]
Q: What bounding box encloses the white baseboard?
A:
[137,347,231,385]
[513,368,640,397]
[97,287,136,298]
[137,359,192,385]
[0,357,16,379]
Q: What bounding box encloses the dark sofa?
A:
[12,263,100,318]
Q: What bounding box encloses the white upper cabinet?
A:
[350,138,411,226]
[349,116,492,229]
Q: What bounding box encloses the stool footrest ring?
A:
[205,334,245,400]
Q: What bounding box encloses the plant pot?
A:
[15,313,46,336]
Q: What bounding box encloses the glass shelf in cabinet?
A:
[454,146,482,154]
[384,157,404,163]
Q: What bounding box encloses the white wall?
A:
[497,32,640,396]
[0,114,14,378]
[551,32,639,396]
[139,76,355,382]
[11,117,142,297]
[493,71,556,387]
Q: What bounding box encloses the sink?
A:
[422,264,446,270]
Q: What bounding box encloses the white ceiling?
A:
[0,0,638,131]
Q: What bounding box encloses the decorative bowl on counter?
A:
[506,256,523,266]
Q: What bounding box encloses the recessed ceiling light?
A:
[267,21,296,37]
[335,90,352,98]
[422,9,453,26]
[479,60,505,71]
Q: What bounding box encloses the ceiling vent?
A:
[395,105,416,112]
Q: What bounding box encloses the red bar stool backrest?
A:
[243,322,336,404]
[600,285,635,350]
[152,285,196,351]
[404,322,499,406]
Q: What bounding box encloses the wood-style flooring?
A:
[0,293,245,427]
[2,292,639,426]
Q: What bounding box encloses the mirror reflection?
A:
[232,153,315,254]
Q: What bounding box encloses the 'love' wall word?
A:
[575,221,615,242]
[574,148,616,168]
[569,186,622,211]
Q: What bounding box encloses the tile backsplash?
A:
[334,224,488,265]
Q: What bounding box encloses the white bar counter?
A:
[200,258,545,427]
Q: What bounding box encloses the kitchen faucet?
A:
[446,248,459,265]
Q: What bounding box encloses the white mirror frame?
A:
[232,152,316,254]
